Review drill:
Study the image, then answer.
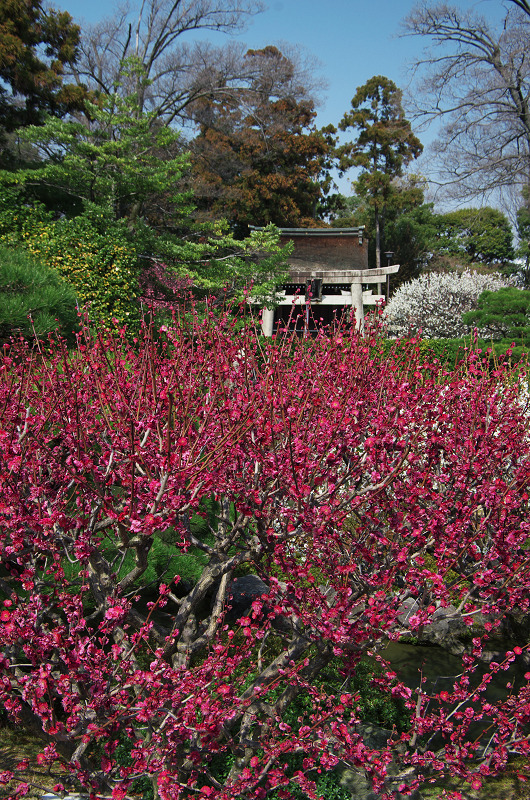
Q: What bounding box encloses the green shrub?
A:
[386,337,529,371]
[463,286,530,342]
[419,337,472,367]
[23,213,141,330]
[0,244,78,343]
[0,189,140,329]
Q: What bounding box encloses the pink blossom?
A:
[0,313,530,797]
[104,606,125,620]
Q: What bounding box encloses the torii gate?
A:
[261,263,400,336]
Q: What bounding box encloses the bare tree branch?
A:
[67,0,322,133]
[507,0,530,16]
[402,2,530,203]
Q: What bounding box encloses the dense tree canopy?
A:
[432,207,514,268]
[189,47,335,232]
[1,65,291,321]
[17,67,191,229]
[0,0,85,143]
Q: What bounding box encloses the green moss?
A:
[420,756,529,799]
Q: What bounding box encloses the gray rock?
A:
[338,767,379,800]
[335,724,424,799]
[398,600,530,660]
[398,599,468,655]
[338,766,424,800]
[225,575,269,622]
[41,795,89,800]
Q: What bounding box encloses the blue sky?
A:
[61,0,508,202]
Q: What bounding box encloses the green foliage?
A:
[1,63,189,327]
[0,0,86,141]
[324,658,409,733]
[385,335,529,371]
[432,207,514,267]
[29,214,140,329]
[463,287,530,343]
[269,763,351,800]
[0,243,78,343]
[0,184,49,244]
[206,646,410,800]
[98,498,219,596]
[490,341,530,361]
[119,535,207,589]
[328,193,363,228]
[86,731,154,800]
[382,198,438,287]
[16,60,192,229]
[337,76,423,183]
[263,657,408,800]
[418,338,473,368]
[1,149,290,325]
[109,736,154,799]
[174,222,291,305]
[0,61,291,316]
[332,186,436,287]
[378,336,522,372]
[337,76,423,270]
[304,771,351,800]
[0,190,141,328]
[334,196,513,286]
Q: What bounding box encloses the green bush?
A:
[422,336,530,366]
[0,244,78,343]
[378,337,470,370]
[462,286,530,341]
[0,189,140,329]
[419,337,473,367]
[384,337,529,371]
[23,213,141,330]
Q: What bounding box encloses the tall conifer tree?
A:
[337,76,422,268]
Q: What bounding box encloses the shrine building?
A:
[250,226,399,336]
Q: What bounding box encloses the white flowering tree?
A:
[385,269,509,339]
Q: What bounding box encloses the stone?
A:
[398,598,468,655]
[225,575,269,622]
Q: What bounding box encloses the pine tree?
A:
[337,76,423,268]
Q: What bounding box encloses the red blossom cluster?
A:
[137,260,193,311]
[0,314,530,799]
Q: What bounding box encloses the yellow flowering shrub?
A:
[0,195,140,328]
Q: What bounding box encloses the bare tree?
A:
[508,0,530,15]
[69,0,320,130]
[402,2,530,204]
